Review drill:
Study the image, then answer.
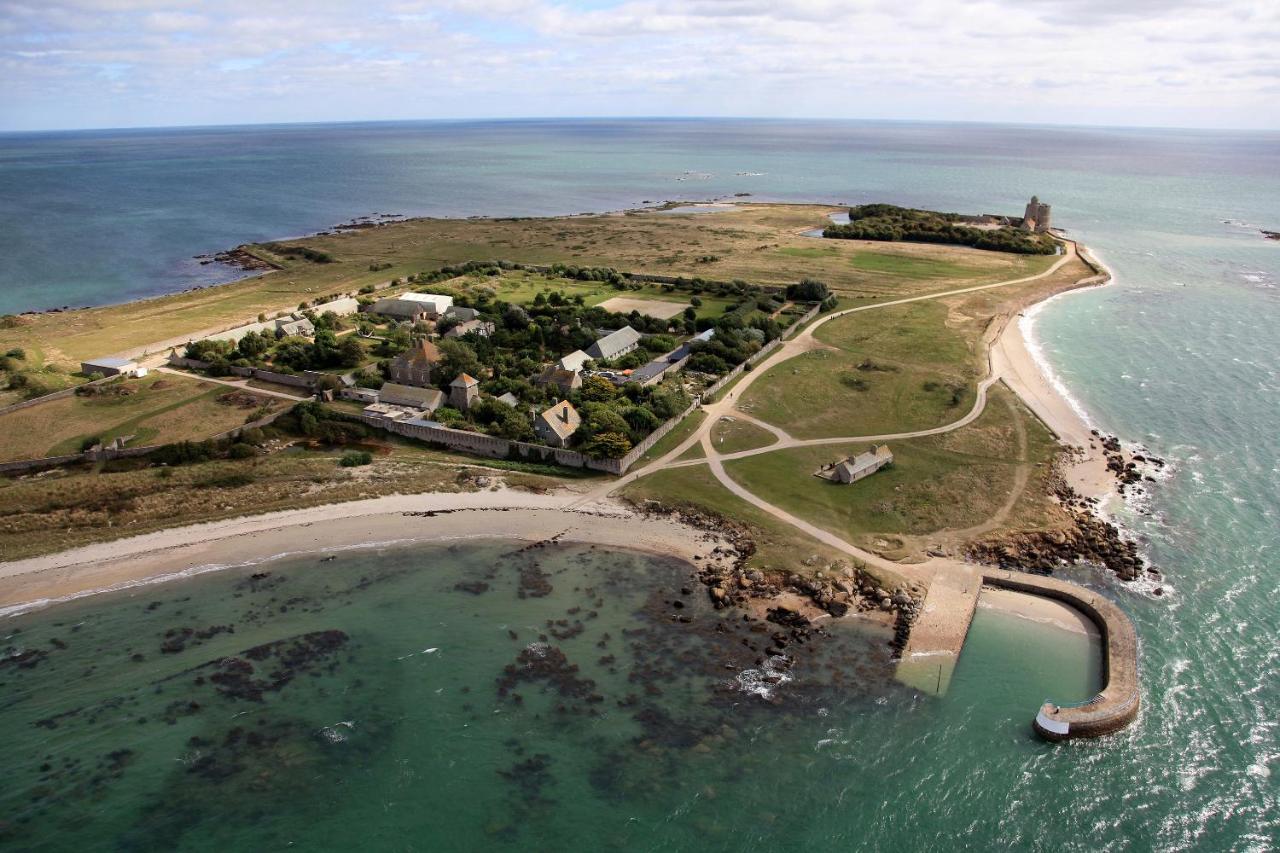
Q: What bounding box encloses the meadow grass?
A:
[709,415,778,454]
[0,374,286,461]
[723,392,1026,543]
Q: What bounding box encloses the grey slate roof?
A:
[586,326,641,360]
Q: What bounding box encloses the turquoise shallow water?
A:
[0,541,1100,851]
[1,119,1278,847]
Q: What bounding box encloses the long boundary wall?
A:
[0,409,287,476]
[982,568,1140,741]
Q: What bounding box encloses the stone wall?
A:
[0,374,116,418]
[0,409,288,476]
[227,365,316,390]
[363,414,622,473]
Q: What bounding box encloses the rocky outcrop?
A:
[967,439,1166,582]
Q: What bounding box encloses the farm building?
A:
[833,445,894,484]
[378,383,445,413]
[370,293,454,322]
[80,357,140,378]
[586,326,641,361]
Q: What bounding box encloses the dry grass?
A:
[0,374,285,462]
[0,204,1051,367]
[0,443,570,561]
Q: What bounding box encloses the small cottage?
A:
[536,400,581,448]
[833,445,894,484]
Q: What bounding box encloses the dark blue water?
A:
[3,119,1276,314]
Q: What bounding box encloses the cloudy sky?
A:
[2,0,1277,131]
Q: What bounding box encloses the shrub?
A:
[227,443,257,459]
[339,450,373,467]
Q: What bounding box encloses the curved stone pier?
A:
[982,569,1140,741]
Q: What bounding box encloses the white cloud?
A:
[0,0,1277,129]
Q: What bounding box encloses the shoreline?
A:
[992,239,1118,502]
[977,587,1100,637]
[0,489,735,618]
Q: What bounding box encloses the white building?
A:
[370,292,454,322]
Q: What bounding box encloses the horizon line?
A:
[2,114,1277,137]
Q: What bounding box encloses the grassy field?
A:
[738,347,972,440]
[721,387,1064,556]
[471,270,738,320]
[0,374,285,462]
[739,298,980,439]
[0,442,572,561]
[620,464,862,579]
[709,415,778,454]
[0,204,1055,368]
[739,248,1095,440]
[774,243,1031,282]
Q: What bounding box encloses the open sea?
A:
[1,119,1278,849]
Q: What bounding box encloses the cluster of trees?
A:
[824,204,1057,255]
[786,278,831,301]
[266,244,334,264]
[185,312,366,375]
[565,376,690,458]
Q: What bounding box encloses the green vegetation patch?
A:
[709,416,778,454]
[825,204,1058,255]
[635,409,707,467]
[723,399,1025,542]
[738,349,970,440]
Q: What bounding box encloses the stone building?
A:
[536,400,581,448]
[586,326,641,361]
[370,292,455,322]
[389,338,441,387]
[449,373,480,411]
[1022,196,1052,233]
[833,445,894,484]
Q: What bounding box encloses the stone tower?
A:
[449,373,479,411]
[1023,196,1052,233]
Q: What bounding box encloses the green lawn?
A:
[709,416,777,454]
[722,398,1024,543]
[775,245,1028,283]
[738,349,971,439]
[473,270,739,320]
[741,299,981,439]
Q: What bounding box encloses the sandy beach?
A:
[0,489,734,616]
[991,248,1118,502]
[978,587,1100,637]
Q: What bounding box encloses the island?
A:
[0,199,1151,740]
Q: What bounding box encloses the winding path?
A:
[575,239,1139,738]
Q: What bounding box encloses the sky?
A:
[1,0,1278,132]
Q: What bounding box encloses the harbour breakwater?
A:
[982,569,1140,740]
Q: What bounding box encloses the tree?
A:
[438,338,482,381]
[337,336,365,368]
[580,375,618,402]
[584,431,632,459]
[786,278,830,301]
[237,330,270,360]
